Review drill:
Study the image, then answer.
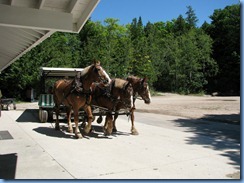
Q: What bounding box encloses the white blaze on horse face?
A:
[102,67,111,83]
[147,85,152,102]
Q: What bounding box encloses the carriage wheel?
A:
[39,108,48,123]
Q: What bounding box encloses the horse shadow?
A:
[80,124,130,139]
[33,124,129,140]
[19,109,131,139]
[33,126,75,139]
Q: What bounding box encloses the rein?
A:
[133,92,143,101]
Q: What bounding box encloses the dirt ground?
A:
[135,93,240,124]
[14,93,240,124]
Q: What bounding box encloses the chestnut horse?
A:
[53,61,111,138]
[112,76,151,135]
[91,78,133,135]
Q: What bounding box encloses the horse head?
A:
[127,76,151,104]
[91,60,111,84]
[139,78,151,104]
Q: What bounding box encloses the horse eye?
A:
[94,68,100,73]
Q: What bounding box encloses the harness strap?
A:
[61,78,92,107]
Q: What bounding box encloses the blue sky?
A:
[91,0,240,26]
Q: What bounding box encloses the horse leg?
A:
[66,107,73,133]
[104,113,113,135]
[73,109,82,139]
[55,105,60,131]
[130,107,139,135]
[83,105,93,134]
[112,113,118,133]
[103,116,107,133]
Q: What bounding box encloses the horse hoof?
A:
[90,127,94,133]
[112,128,117,133]
[104,129,112,136]
[104,130,112,136]
[67,128,73,133]
[104,132,111,136]
[75,133,83,139]
[84,126,91,134]
[55,126,60,131]
[131,129,139,135]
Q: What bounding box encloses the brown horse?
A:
[112,76,151,135]
[53,61,111,139]
[91,78,133,135]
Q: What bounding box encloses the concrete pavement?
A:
[0,106,240,179]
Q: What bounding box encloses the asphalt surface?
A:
[0,100,241,179]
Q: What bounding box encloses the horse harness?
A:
[93,79,132,112]
[62,73,92,106]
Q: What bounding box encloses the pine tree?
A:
[185,6,198,28]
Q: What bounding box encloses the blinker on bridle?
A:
[96,65,109,84]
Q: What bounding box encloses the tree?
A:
[205,4,240,95]
[79,20,107,67]
[0,5,238,99]
[128,17,157,83]
[185,6,198,28]
[173,15,188,35]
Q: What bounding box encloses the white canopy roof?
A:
[40,67,84,77]
[0,0,100,72]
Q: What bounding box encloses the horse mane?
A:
[79,65,92,77]
[114,78,128,89]
[126,76,141,84]
[127,75,139,80]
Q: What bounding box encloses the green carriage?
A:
[38,67,84,123]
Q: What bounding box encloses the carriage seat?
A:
[38,94,55,108]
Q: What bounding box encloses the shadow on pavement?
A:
[174,114,240,171]
[16,109,40,123]
[200,113,240,125]
[0,153,17,179]
[33,127,74,139]
[33,124,130,140]
[82,125,130,139]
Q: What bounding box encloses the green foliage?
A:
[185,6,199,28]
[0,4,240,99]
[203,4,240,95]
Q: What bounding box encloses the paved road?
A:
[0,108,240,179]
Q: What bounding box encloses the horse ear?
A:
[141,78,146,84]
[145,77,149,82]
[93,59,100,66]
[140,77,148,87]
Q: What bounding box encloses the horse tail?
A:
[53,80,60,107]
